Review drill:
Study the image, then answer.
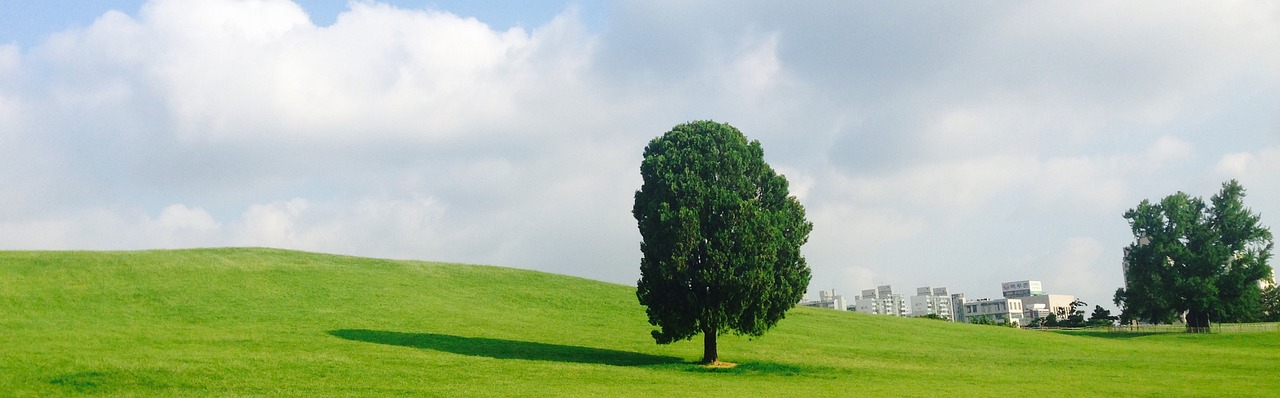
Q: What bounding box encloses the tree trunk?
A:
[701,330,718,364]
[1186,309,1211,333]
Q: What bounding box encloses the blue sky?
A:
[1,1,1277,310]
[0,1,145,48]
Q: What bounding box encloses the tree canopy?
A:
[1087,305,1115,327]
[1115,180,1274,332]
[633,120,812,364]
[1262,283,1280,322]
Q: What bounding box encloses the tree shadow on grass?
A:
[328,329,682,367]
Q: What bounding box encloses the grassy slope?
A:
[1,248,1277,397]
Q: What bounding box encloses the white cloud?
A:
[0,43,21,144]
[28,0,596,146]
[727,32,784,101]
[0,43,17,72]
[809,203,927,255]
[1144,136,1194,167]
[1215,152,1253,176]
[0,206,220,250]
[775,166,813,203]
[230,198,311,249]
[1215,147,1280,179]
[156,204,220,232]
[1048,236,1111,304]
[839,267,877,296]
[1213,147,1280,229]
[1027,156,1129,214]
[0,95,15,145]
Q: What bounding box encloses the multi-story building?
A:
[910,286,954,320]
[962,298,1024,325]
[800,289,848,311]
[1002,280,1044,298]
[854,291,874,314]
[855,285,908,317]
[951,293,967,323]
[1021,294,1076,319]
[1001,280,1075,323]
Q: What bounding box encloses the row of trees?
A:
[1024,301,1117,328]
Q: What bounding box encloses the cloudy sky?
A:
[2,1,1278,309]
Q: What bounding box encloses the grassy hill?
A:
[2,248,1277,396]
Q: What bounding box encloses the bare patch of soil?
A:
[702,361,737,369]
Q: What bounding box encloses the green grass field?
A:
[2,248,1277,396]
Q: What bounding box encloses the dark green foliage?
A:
[1262,283,1280,322]
[1113,288,1131,324]
[1026,317,1044,328]
[1065,315,1085,327]
[1060,299,1087,327]
[633,121,813,363]
[968,315,1014,327]
[969,316,998,326]
[1045,313,1059,327]
[1087,305,1116,327]
[1116,180,1274,332]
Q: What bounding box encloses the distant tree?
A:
[1062,299,1087,327]
[1069,299,1087,315]
[1044,313,1059,327]
[969,315,997,326]
[1262,283,1280,322]
[1087,305,1116,327]
[1026,317,1045,328]
[1066,315,1085,327]
[917,313,948,321]
[634,121,813,364]
[1113,288,1132,325]
[1116,180,1274,332]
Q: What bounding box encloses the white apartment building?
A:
[1002,280,1044,298]
[801,289,848,311]
[855,285,908,317]
[963,298,1024,325]
[1001,280,1075,322]
[910,286,954,320]
[1021,294,1075,320]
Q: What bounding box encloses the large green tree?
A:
[1115,180,1273,332]
[633,121,812,364]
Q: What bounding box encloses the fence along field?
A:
[1108,322,1279,334]
[1025,323,1278,334]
